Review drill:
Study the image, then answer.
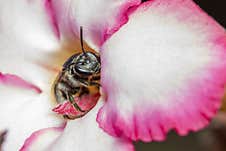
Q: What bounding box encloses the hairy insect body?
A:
[53,52,101,119]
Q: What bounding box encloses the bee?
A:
[53,27,101,119]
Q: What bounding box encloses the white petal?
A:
[20,127,63,151]
[0,0,59,50]
[98,0,226,141]
[0,1,63,150]
[51,0,141,50]
[0,0,60,87]
[50,100,134,151]
[0,83,63,151]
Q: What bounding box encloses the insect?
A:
[53,27,101,119]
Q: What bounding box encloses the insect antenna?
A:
[80,26,86,54]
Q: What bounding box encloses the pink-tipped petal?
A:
[53,93,100,118]
[44,0,60,39]
[0,82,62,151]
[0,1,63,150]
[53,101,78,116]
[0,72,42,94]
[20,126,64,151]
[0,5,60,135]
[51,0,141,50]
[50,100,134,151]
[0,0,60,87]
[0,0,59,51]
[98,0,226,141]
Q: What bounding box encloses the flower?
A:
[0,0,226,150]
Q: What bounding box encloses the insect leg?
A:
[55,81,85,113]
[77,86,90,97]
[66,92,86,113]
[89,81,101,87]
[54,83,68,104]
[88,74,101,87]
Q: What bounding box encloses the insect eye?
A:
[78,62,86,65]
[74,52,100,75]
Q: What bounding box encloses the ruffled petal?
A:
[50,100,134,151]
[20,127,64,151]
[98,0,226,141]
[0,72,42,93]
[51,0,141,50]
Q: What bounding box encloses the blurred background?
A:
[136,1,226,151]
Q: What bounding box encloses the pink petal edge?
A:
[53,93,100,118]
[44,0,60,39]
[102,0,141,45]
[0,72,42,94]
[50,100,135,151]
[97,0,226,142]
[19,126,65,151]
[50,0,141,49]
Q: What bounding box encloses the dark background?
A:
[141,0,226,27]
[193,0,225,27]
[136,1,226,151]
